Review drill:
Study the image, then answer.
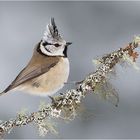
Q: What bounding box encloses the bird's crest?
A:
[43,18,62,42]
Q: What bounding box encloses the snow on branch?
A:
[0,36,140,138]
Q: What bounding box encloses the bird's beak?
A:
[66,42,72,46]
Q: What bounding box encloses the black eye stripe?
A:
[42,41,52,46]
[42,41,60,48]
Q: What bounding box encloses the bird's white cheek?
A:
[40,44,65,56]
[40,45,49,55]
[53,47,65,56]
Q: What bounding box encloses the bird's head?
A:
[39,18,72,57]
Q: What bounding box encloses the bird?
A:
[0,18,72,96]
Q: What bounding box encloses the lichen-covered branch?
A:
[0,36,140,138]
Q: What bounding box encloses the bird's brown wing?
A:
[3,45,61,93]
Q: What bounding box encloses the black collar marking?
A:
[63,46,68,57]
[36,42,48,57]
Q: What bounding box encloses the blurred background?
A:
[0,1,140,139]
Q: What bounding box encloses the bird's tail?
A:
[0,91,6,96]
[0,85,11,96]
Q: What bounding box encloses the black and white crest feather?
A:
[43,18,62,42]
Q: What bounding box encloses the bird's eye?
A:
[54,43,60,47]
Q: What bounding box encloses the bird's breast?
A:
[20,57,70,96]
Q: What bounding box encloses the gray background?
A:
[0,1,140,139]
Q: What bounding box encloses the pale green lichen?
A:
[39,101,48,110]
[133,35,140,45]
[122,53,140,71]
[17,108,28,117]
[94,80,119,106]
[37,118,58,137]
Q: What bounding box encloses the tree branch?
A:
[0,36,140,138]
